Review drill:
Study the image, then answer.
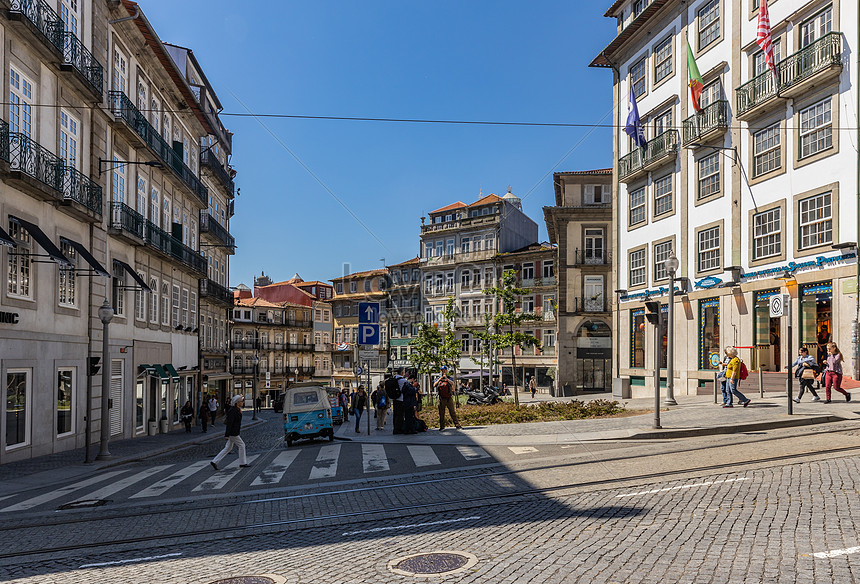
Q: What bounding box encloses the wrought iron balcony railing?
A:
[8,131,63,191]
[0,119,9,163]
[108,91,207,205]
[199,278,233,306]
[230,339,258,350]
[737,32,842,116]
[62,32,103,97]
[287,343,315,352]
[60,165,102,215]
[682,100,729,145]
[110,202,145,239]
[9,0,64,53]
[574,249,612,266]
[144,220,207,274]
[574,297,608,313]
[199,211,235,249]
[200,149,235,195]
[618,130,679,179]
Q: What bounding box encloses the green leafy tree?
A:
[473,313,500,391]
[484,269,542,406]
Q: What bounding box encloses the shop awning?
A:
[390,338,413,346]
[113,259,152,292]
[139,364,169,380]
[60,237,110,277]
[10,216,71,267]
[163,363,180,382]
[0,225,15,248]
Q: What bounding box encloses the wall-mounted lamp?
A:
[98,158,163,177]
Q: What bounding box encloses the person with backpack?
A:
[385,370,406,434]
[789,346,821,403]
[371,382,389,430]
[721,347,751,408]
[435,366,462,430]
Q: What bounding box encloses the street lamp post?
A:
[96,299,114,460]
[252,354,259,421]
[664,253,680,406]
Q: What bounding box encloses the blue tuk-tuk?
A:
[325,387,344,425]
[283,383,334,447]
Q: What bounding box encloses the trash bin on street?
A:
[612,377,631,399]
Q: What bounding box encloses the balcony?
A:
[109,202,145,243]
[108,91,208,205]
[8,1,103,99]
[419,248,497,267]
[231,365,255,375]
[287,343,314,352]
[200,149,235,195]
[285,319,312,328]
[420,213,500,235]
[573,249,612,266]
[144,220,207,275]
[682,100,729,146]
[297,366,316,376]
[199,211,235,253]
[574,297,609,314]
[737,33,842,119]
[199,278,233,307]
[60,165,102,217]
[192,85,232,153]
[230,339,258,350]
[618,130,679,182]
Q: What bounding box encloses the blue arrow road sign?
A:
[358,324,380,345]
[358,302,380,324]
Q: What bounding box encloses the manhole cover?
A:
[57,499,108,510]
[388,551,478,577]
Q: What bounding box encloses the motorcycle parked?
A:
[464,385,502,405]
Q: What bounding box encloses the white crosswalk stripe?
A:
[129,460,210,499]
[0,470,126,513]
[70,466,171,503]
[192,455,259,491]
[456,446,490,460]
[362,444,390,473]
[309,444,340,480]
[251,450,301,486]
[407,445,441,467]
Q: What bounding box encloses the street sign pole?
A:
[786,295,793,415]
[366,361,372,435]
[654,311,661,429]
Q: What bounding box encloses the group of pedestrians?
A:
[790,342,850,403]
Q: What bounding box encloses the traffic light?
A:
[88,356,101,377]
[644,301,661,325]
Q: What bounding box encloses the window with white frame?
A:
[161,282,169,325]
[798,192,832,249]
[460,332,471,353]
[799,97,832,159]
[654,36,673,83]
[753,39,781,76]
[135,271,146,321]
[522,263,535,281]
[753,207,781,259]
[697,226,721,272]
[699,80,722,109]
[136,80,147,112]
[522,296,535,312]
[543,295,555,315]
[543,260,554,278]
[349,281,357,293]
[150,98,160,129]
[149,278,158,323]
[60,0,78,35]
[584,184,605,205]
[446,238,455,256]
[112,262,125,316]
[59,109,79,169]
[630,58,646,97]
[653,109,672,137]
[800,6,832,48]
[163,114,171,145]
[136,176,147,218]
[113,47,127,94]
[190,291,197,330]
[461,237,471,254]
[543,329,556,348]
[58,240,76,307]
[698,0,720,49]
[698,152,720,199]
[653,174,673,215]
[445,272,455,291]
[629,249,646,287]
[111,155,126,204]
[753,123,781,177]
[629,186,646,225]
[172,284,180,326]
[461,270,471,288]
[364,278,371,292]
[653,241,673,281]
[9,67,33,137]
[150,187,159,226]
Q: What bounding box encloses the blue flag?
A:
[625,85,647,149]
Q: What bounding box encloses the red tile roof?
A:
[429,201,467,214]
[387,257,420,268]
[330,268,388,282]
[469,193,504,207]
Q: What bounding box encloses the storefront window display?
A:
[699,299,720,370]
[800,281,832,368]
[660,305,668,369]
[631,308,645,368]
[754,289,781,371]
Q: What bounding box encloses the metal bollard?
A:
[759,369,764,398]
[714,371,719,404]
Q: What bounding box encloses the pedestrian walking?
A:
[435,368,461,430]
[180,400,194,432]
[210,395,248,470]
[352,385,367,433]
[720,347,751,408]
[529,377,537,399]
[198,399,208,433]
[339,388,349,423]
[790,347,821,403]
[388,369,407,435]
[402,374,419,434]
[208,395,219,425]
[823,342,851,403]
[255,396,262,413]
[371,383,388,430]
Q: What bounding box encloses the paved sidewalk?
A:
[0,413,266,493]
[336,392,860,446]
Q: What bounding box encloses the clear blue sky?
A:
[142,1,617,288]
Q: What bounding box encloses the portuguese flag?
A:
[686,39,703,112]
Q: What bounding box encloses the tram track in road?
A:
[3,438,860,561]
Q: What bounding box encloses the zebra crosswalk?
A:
[0,443,542,514]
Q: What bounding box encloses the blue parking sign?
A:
[358,324,380,345]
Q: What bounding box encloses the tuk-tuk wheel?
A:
[328,431,334,441]
[286,437,293,447]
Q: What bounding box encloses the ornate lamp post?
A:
[664,252,680,406]
[96,299,114,460]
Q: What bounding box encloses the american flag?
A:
[756,0,776,72]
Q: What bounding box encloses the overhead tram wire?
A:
[1,102,858,132]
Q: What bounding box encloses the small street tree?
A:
[410,297,461,404]
[484,269,542,406]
